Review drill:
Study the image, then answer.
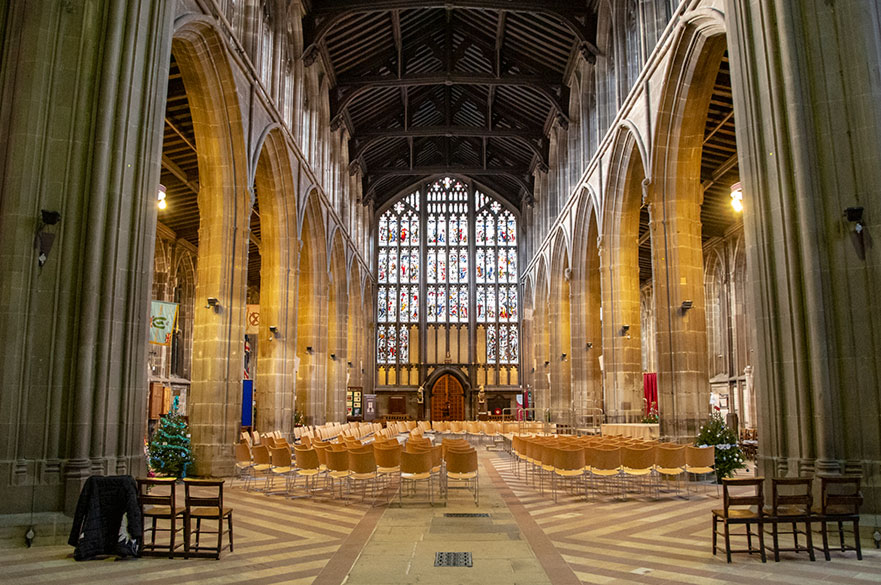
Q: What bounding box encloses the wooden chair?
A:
[348,448,379,505]
[712,477,766,563]
[767,477,815,561]
[234,441,254,489]
[445,448,479,506]
[655,445,686,495]
[325,447,351,501]
[183,478,233,560]
[399,449,435,506]
[552,447,585,502]
[621,446,658,499]
[685,445,717,495]
[137,477,185,558]
[249,444,272,491]
[268,446,294,494]
[586,446,621,499]
[815,475,863,560]
[292,446,323,497]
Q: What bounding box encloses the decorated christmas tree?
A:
[148,396,194,478]
[695,411,745,482]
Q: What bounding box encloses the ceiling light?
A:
[157,184,167,210]
[730,182,743,213]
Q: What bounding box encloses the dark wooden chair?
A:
[712,477,766,563]
[814,475,863,560]
[183,478,233,559]
[767,477,814,561]
[137,477,185,558]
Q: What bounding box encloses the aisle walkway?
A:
[2,449,880,585]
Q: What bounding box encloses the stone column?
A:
[599,231,644,423]
[727,0,881,509]
[646,187,711,440]
[0,1,173,515]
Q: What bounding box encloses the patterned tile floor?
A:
[3,450,880,585]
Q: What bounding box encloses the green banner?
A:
[149,301,179,346]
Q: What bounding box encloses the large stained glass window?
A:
[475,191,518,364]
[377,192,419,364]
[376,178,519,371]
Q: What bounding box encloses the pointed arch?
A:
[172,17,249,476]
[253,127,298,435]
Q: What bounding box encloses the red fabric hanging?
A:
[643,373,658,414]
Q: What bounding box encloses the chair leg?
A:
[854,519,862,560]
[772,521,780,562]
[805,520,815,561]
[169,516,176,559]
[184,515,191,559]
[724,522,732,563]
[821,521,831,561]
[838,520,846,551]
[228,512,234,553]
[758,521,766,563]
[216,516,222,560]
[712,515,718,555]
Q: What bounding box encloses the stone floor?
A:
[2,450,880,584]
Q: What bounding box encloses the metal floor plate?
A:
[435,552,473,567]
[443,513,490,518]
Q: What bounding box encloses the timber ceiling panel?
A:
[303,0,599,210]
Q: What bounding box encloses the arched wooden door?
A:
[430,374,464,421]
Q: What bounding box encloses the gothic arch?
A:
[171,17,250,476]
[253,127,298,435]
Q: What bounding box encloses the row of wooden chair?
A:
[137,477,233,560]
[712,475,863,563]
[234,435,479,506]
[510,434,716,500]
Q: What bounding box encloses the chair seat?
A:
[143,505,184,518]
[297,468,322,476]
[591,469,620,477]
[189,506,233,519]
[771,505,810,518]
[402,471,431,480]
[712,508,761,520]
[272,466,293,474]
[351,471,377,480]
[814,505,859,517]
[656,466,684,475]
[378,466,400,474]
[555,469,584,477]
[253,464,271,472]
[447,471,477,480]
[688,466,713,474]
[328,470,351,479]
[623,468,653,476]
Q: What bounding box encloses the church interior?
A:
[1,0,881,583]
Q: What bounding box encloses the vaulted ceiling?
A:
[302,0,599,211]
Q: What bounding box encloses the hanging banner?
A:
[149,301,179,346]
[246,304,260,335]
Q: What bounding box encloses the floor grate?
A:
[443,513,490,518]
[435,552,473,567]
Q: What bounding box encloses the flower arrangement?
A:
[293,411,305,427]
[695,412,745,482]
[641,399,659,424]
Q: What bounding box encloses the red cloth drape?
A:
[643,373,658,414]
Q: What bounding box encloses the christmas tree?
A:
[148,396,194,478]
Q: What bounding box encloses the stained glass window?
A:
[377,192,419,364]
[476,189,518,363]
[376,180,518,367]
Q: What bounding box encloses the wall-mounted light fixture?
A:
[561,353,567,361]
[268,325,280,340]
[620,324,630,336]
[585,342,593,350]
[205,297,220,312]
[330,353,337,361]
[844,206,864,233]
[35,210,62,267]
[347,361,353,368]
[680,300,693,312]
[543,360,550,367]
[305,346,313,354]
[730,182,743,213]
[157,184,167,210]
